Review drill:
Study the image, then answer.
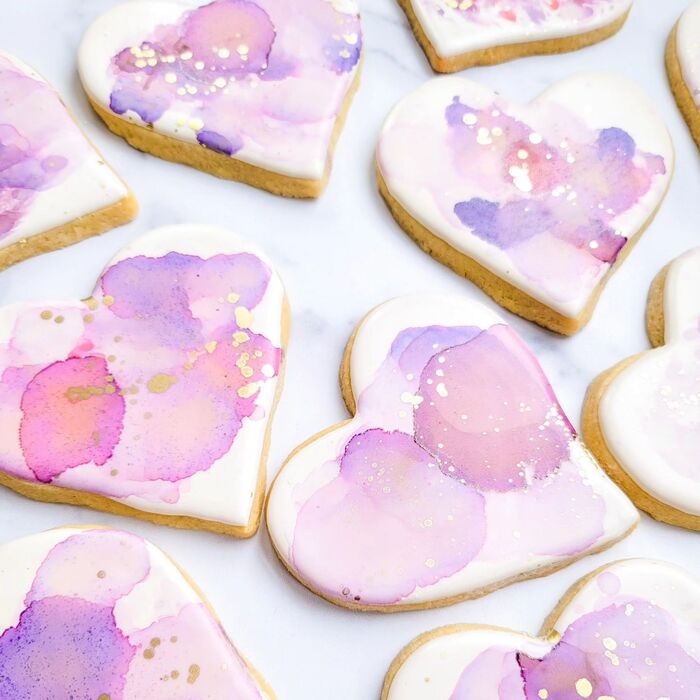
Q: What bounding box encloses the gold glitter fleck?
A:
[235,307,253,328]
[103,295,115,306]
[171,670,179,679]
[54,315,65,324]
[151,638,161,647]
[603,637,617,651]
[227,292,240,303]
[538,691,548,700]
[84,314,94,323]
[98,695,111,700]
[110,469,118,477]
[232,331,250,345]
[575,678,592,697]
[147,373,177,394]
[205,341,218,354]
[238,383,259,399]
[40,310,53,320]
[187,664,201,684]
[144,648,155,660]
[97,570,106,579]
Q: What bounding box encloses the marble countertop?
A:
[1,1,698,698]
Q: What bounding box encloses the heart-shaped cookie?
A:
[376,74,673,335]
[398,0,633,73]
[266,295,638,611]
[382,559,700,699]
[583,248,700,531]
[78,0,363,198]
[0,224,288,537]
[0,52,137,270]
[0,526,275,698]
[667,0,700,151]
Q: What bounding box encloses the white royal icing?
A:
[267,294,637,609]
[377,73,672,320]
[599,248,700,517]
[0,224,286,529]
[0,52,129,252]
[407,0,632,60]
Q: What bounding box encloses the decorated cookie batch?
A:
[0,1,699,698]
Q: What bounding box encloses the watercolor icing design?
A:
[0,527,271,698]
[267,297,637,609]
[0,52,131,249]
[0,55,78,238]
[81,0,362,178]
[377,76,671,319]
[0,226,284,529]
[596,248,700,522]
[384,560,700,699]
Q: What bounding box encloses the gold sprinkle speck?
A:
[84,297,99,310]
[147,373,177,394]
[575,678,593,698]
[143,648,155,660]
[204,341,218,354]
[171,670,179,679]
[98,695,111,700]
[40,310,53,320]
[187,664,201,685]
[538,691,549,700]
[103,295,115,306]
[170,636,178,644]
[151,637,161,648]
[235,306,253,328]
[97,570,106,579]
[54,315,65,324]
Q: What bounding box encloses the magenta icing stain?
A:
[0,229,283,526]
[267,298,638,608]
[102,0,362,162]
[0,55,81,237]
[0,528,267,698]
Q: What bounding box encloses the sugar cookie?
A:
[382,559,700,699]
[0,526,275,698]
[398,0,632,73]
[0,225,288,537]
[583,248,700,531]
[0,52,136,271]
[79,0,363,198]
[266,295,638,611]
[667,0,700,150]
[377,74,673,335]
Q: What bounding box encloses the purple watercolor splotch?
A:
[0,56,83,238]
[0,529,264,699]
[0,250,281,506]
[107,0,361,169]
[289,323,607,606]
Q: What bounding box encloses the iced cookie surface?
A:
[0,526,274,698]
[0,225,287,536]
[377,74,672,334]
[398,0,632,72]
[382,559,700,699]
[267,295,638,611]
[79,0,363,197]
[0,52,136,270]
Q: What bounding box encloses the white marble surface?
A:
[0,1,698,698]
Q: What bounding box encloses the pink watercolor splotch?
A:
[107,0,361,171]
[0,529,264,699]
[0,55,84,238]
[449,573,700,698]
[0,249,281,505]
[289,324,608,606]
